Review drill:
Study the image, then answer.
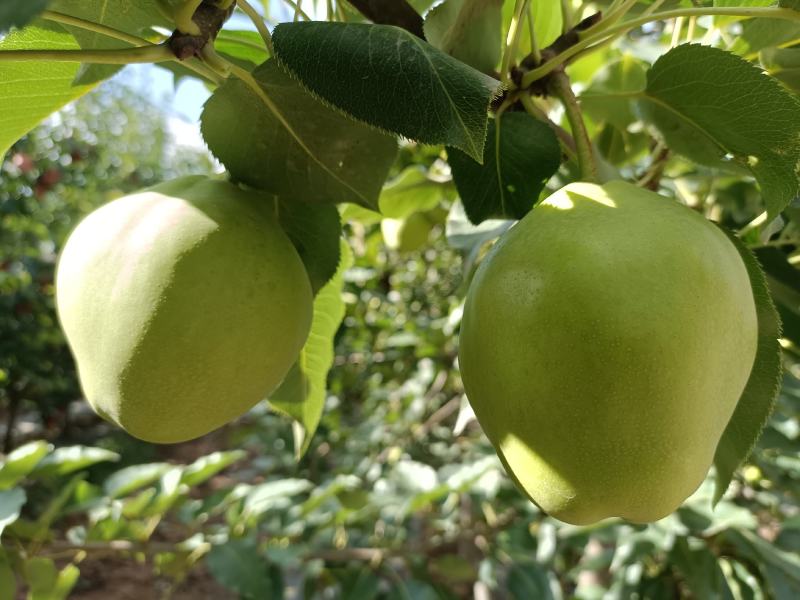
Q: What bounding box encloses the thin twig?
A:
[0,45,173,64]
[549,70,597,181]
[38,9,223,84]
[41,11,152,46]
[521,6,800,88]
[519,93,578,163]
[237,0,273,53]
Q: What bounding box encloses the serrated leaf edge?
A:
[711,226,783,505]
[271,22,503,164]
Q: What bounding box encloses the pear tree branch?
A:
[345,0,425,38]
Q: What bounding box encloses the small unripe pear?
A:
[56,176,312,443]
[381,212,434,253]
[459,181,758,524]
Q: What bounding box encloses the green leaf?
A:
[581,54,648,129]
[754,247,800,347]
[0,489,25,537]
[103,463,172,498]
[379,166,446,219]
[201,60,397,209]
[507,563,555,600]
[269,240,353,458]
[712,230,782,504]
[33,473,85,536]
[24,557,79,600]
[277,199,342,294]
[271,22,502,162]
[730,19,800,57]
[642,44,800,219]
[670,538,732,600]
[243,479,313,517]
[761,47,800,94]
[424,0,503,73]
[181,450,246,487]
[386,580,441,600]
[0,22,96,160]
[215,29,270,71]
[342,570,380,600]
[30,445,119,477]
[448,112,561,224]
[0,551,15,600]
[595,123,650,166]
[0,441,52,489]
[725,529,800,599]
[144,467,184,515]
[48,0,169,85]
[501,0,562,64]
[207,539,281,599]
[0,0,51,33]
[529,0,562,48]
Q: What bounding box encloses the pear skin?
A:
[459,181,758,524]
[56,177,312,443]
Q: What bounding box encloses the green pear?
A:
[458,181,758,525]
[56,176,313,444]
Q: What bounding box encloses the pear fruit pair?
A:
[459,181,758,525]
[56,176,312,444]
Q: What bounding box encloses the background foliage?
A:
[1,0,800,598]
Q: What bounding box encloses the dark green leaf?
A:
[270,241,353,457]
[386,580,441,600]
[207,540,280,600]
[448,112,561,224]
[278,199,342,294]
[343,569,380,600]
[670,538,731,600]
[507,563,555,600]
[725,529,800,599]
[424,0,503,73]
[642,44,800,219]
[33,473,85,535]
[271,22,502,162]
[595,123,650,166]
[0,0,51,33]
[754,247,800,346]
[201,60,397,209]
[712,230,782,504]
